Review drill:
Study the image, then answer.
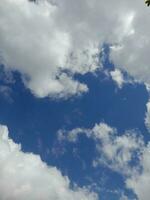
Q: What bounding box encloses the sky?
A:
[0,0,150,200]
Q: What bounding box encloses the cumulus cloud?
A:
[58,123,150,200]
[58,123,144,174]
[109,1,150,87]
[1,0,150,98]
[0,0,90,98]
[0,124,97,200]
[44,0,150,89]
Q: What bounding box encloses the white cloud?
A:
[110,69,124,88]
[92,126,144,174]
[126,143,150,200]
[1,0,150,98]
[58,123,150,200]
[0,124,97,200]
[0,122,148,200]
[109,1,150,87]
[58,123,144,174]
[0,0,100,98]
[53,0,150,89]
[59,123,150,200]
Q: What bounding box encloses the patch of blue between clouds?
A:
[0,45,149,199]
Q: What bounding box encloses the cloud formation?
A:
[0,0,90,98]
[58,122,150,200]
[0,0,150,98]
[0,124,97,200]
[58,123,144,173]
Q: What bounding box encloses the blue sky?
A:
[0,49,149,199]
[0,1,150,200]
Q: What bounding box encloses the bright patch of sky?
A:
[0,0,150,200]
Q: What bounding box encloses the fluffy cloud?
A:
[0,124,97,200]
[58,123,144,174]
[55,0,150,89]
[109,1,150,87]
[58,123,150,200]
[44,0,150,89]
[1,0,150,98]
[0,0,90,98]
